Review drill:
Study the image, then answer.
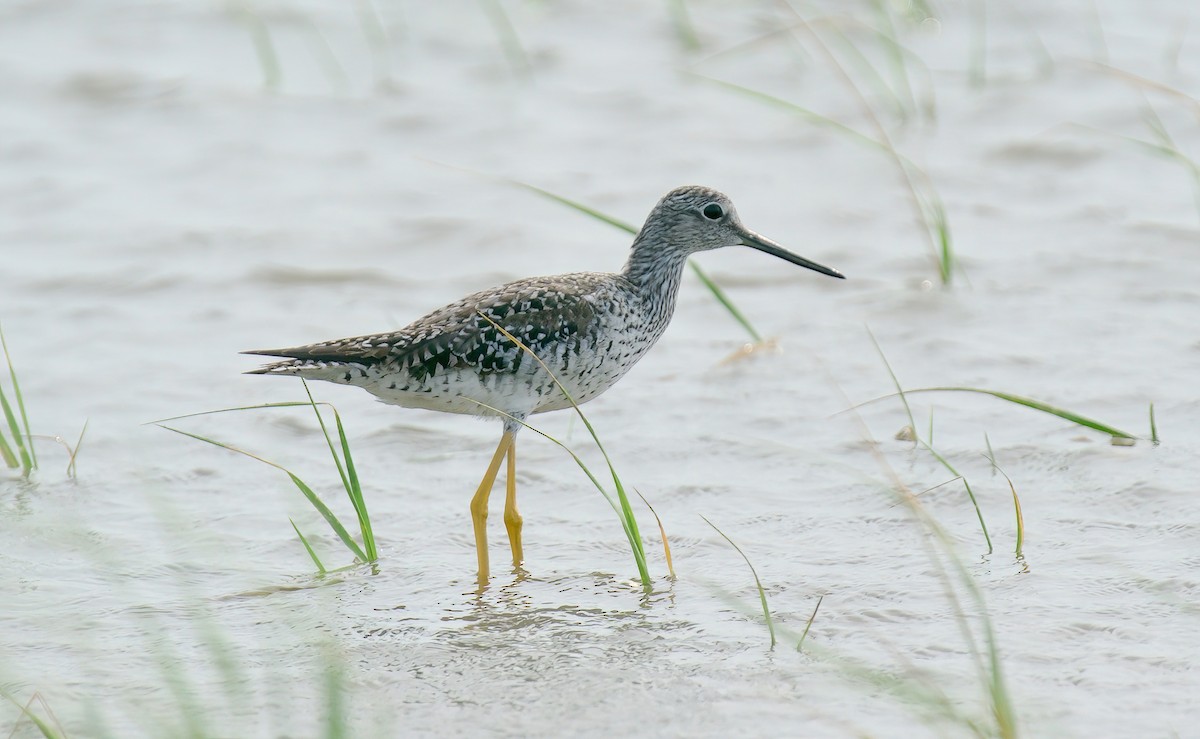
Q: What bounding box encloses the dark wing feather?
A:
[243,274,602,380]
[399,280,599,382]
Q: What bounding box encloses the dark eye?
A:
[702,203,724,220]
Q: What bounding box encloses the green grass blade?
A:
[507,179,762,341]
[1009,478,1024,559]
[0,384,33,474]
[157,425,369,562]
[67,418,89,478]
[332,406,376,561]
[866,327,917,435]
[0,412,16,468]
[983,433,997,474]
[919,440,993,554]
[291,518,328,574]
[297,382,375,561]
[987,455,1025,561]
[301,381,352,494]
[608,472,648,582]
[286,472,368,563]
[931,199,955,283]
[636,488,675,579]
[1149,403,1158,444]
[701,514,775,647]
[150,400,337,425]
[693,74,886,151]
[0,324,36,469]
[903,387,1137,440]
[511,180,638,234]
[796,594,823,652]
[686,262,762,342]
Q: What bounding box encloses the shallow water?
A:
[2,1,1198,736]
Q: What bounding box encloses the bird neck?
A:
[621,232,690,319]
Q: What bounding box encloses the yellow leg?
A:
[503,439,523,567]
[470,431,514,585]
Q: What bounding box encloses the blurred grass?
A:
[2,691,66,739]
[1072,105,1200,221]
[354,0,394,88]
[722,4,957,283]
[796,595,823,652]
[232,0,282,91]
[666,0,701,51]
[831,379,1020,737]
[696,71,956,284]
[477,0,531,78]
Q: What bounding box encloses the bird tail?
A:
[242,356,370,385]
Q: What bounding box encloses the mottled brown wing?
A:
[398,283,599,382]
[243,277,600,381]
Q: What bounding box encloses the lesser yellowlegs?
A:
[245,186,844,582]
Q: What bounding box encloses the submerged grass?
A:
[155,386,377,567]
[700,514,776,648]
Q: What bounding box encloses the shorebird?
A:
[245,186,844,583]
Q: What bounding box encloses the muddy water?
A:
[2,1,1198,737]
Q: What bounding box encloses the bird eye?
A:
[702,203,724,220]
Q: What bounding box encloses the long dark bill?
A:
[739,228,845,279]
